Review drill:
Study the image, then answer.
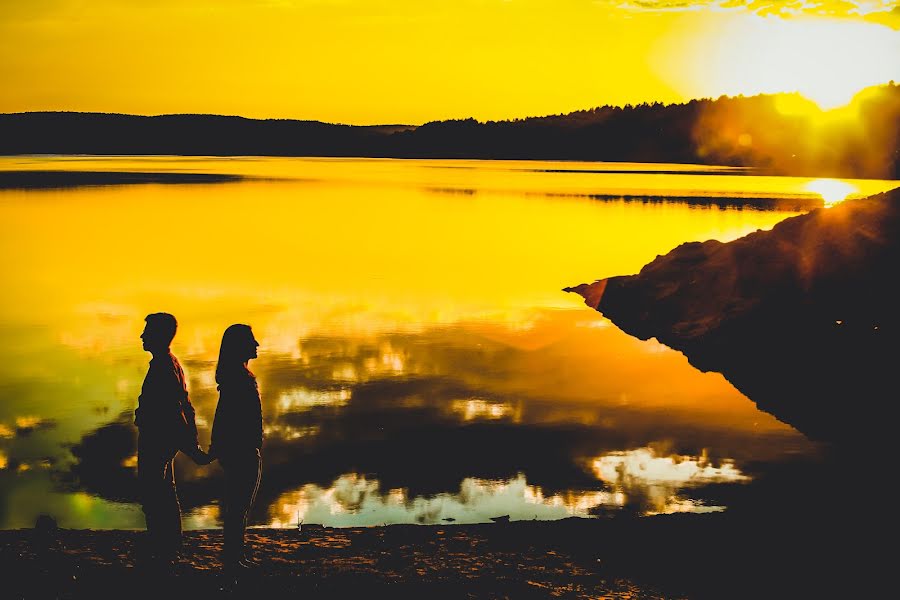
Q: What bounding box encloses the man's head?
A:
[141,312,178,354]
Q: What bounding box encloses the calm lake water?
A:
[0,156,896,530]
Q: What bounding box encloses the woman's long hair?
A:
[215,323,254,385]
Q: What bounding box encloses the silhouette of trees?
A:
[1,83,897,178]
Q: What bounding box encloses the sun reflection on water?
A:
[805,179,859,207]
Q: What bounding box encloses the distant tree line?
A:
[1,83,897,178]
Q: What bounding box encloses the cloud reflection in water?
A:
[267,473,619,528]
[3,308,814,528]
[591,446,749,515]
[262,448,744,529]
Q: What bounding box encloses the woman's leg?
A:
[222,450,261,566]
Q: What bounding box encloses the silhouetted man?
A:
[135,312,209,569]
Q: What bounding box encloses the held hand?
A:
[187,446,214,465]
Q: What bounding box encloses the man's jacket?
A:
[135,351,200,451]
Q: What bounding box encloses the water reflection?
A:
[269,473,621,528]
[591,446,748,516]
[0,416,55,438]
[450,399,520,422]
[265,450,745,528]
[805,178,858,206]
[3,156,894,205]
[0,157,846,529]
[276,388,352,412]
[0,307,820,528]
[28,308,814,530]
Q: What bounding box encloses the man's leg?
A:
[138,435,164,561]
[138,436,179,563]
[160,455,183,560]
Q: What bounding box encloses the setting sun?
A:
[655,13,899,115]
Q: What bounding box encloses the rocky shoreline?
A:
[566,188,899,446]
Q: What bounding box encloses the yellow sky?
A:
[1,1,898,124]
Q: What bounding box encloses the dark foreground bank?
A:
[1,506,890,600]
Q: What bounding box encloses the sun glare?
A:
[805,179,858,206]
[798,71,876,111]
[760,19,898,111]
[804,89,856,112]
[660,15,900,113]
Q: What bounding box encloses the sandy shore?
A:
[2,509,888,600]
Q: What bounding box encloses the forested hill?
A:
[2,83,897,179]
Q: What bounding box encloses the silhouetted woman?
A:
[209,324,262,571]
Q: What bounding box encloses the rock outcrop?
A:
[566,188,900,445]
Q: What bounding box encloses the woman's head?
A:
[215,324,259,383]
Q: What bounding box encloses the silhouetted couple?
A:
[135,313,262,574]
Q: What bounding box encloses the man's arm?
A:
[172,357,211,464]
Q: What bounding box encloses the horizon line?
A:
[4,82,895,128]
